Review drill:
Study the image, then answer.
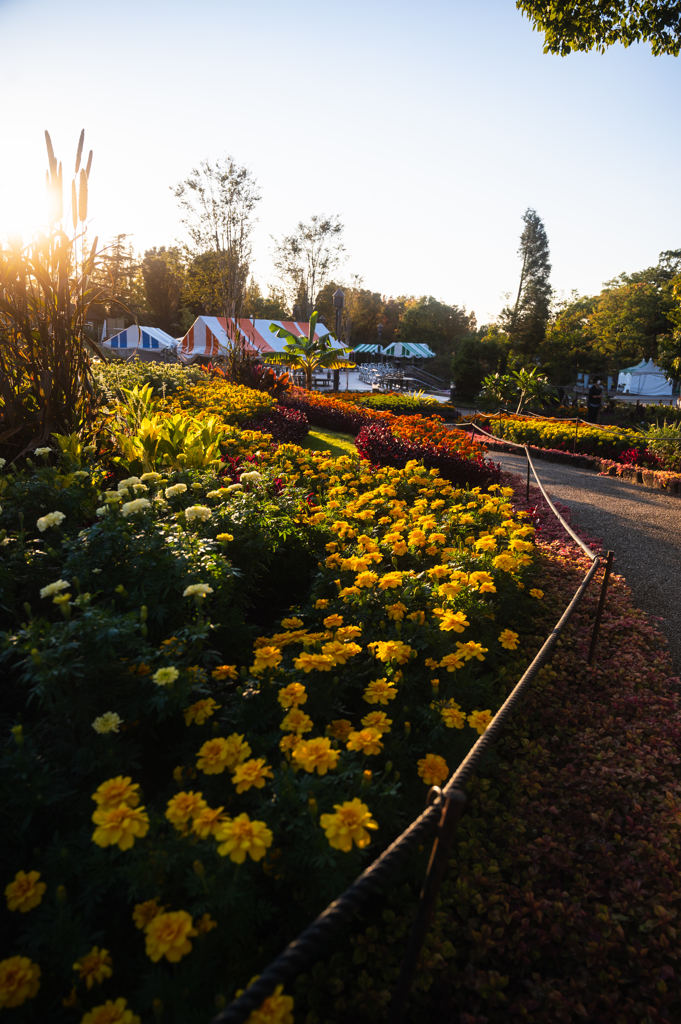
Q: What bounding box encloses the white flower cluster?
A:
[37,511,65,532]
[153,666,179,686]
[121,498,152,517]
[92,711,123,734]
[141,472,162,483]
[165,483,188,498]
[118,476,142,490]
[40,579,70,599]
[185,505,211,523]
[240,471,262,484]
[183,583,214,598]
[34,447,52,456]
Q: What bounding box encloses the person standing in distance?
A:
[587,378,603,423]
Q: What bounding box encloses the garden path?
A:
[492,451,681,672]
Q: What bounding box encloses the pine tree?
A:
[500,208,552,363]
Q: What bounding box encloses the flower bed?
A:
[279,387,392,435]
[0,385,541,1024]
[479,414,645,460]
[95,362,206,399]
[167,378,276,426]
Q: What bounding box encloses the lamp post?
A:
[377,323,383,366]
[333,288,345,393]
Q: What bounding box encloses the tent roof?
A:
[354,344,383,353]
[103,325,177,349]
[178,317,340,361]
[382,341,436,359]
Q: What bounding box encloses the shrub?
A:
[95,362,206,400]
[485,415,646,460]
[242,406,309,445]
[355,422,500,489]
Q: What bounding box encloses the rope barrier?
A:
[211,445,609,1024]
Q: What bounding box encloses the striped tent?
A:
[382,341,436,359]
[178,317,339,363]
[354,344,383,354]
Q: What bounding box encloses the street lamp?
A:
[377,323,383,364]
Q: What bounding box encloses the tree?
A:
[271,215,346,320]
[173,157,260,321]
[451,332,504,395]
[93,234,145,321]
[589,277,674,375]
[242,278,290,320]
[540,292,602,383]
[141,247,184,334]
[397,296,470,377]
[499,208,552,364]
[516,0,681,56]
[267,312,355,389]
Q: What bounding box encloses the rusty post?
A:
[526,450,530,501]
[387,788,466,1024]
[588,550,614,665]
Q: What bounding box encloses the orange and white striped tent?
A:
[178,317,338,363]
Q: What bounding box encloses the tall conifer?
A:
[500,208,552,362]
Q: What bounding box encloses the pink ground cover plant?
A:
[292,474,681,1023]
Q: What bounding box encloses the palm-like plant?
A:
[267,312,355,389]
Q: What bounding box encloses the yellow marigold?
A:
[492,553,516,572]
[469,571,495,589]
[92,806,150,851]
[368,640,412,664]
[5,870,46,913]
[250,646,282,674]
[279,733,303,753]
[407,528,427,547]
[293,652,335,673]
[346,727,384,756]
[363,678,398,705]
[355,571,379,588]
[192,806,228,839]
[427,564,450,580]
[386,602,407,621]
[91,776,140,813]
[281,617,304,629]
[508,537,533,552]
[215,814,273,864]
[315,599,330,609]
[320,798,378,852]
[211,664,238,681]
[194,913,218,935]
[327,718,354,741]
[73,947,113,990]
[323,613,344,629]
[530,588,544,599]
[277,683,307,708]
[417,753,449,785]
[196,734,251,775]
[438,610,470,633]
[455,641,488,662]
[165,791,207,829]
[183,698,222,726]
[292,737,340,775]
[424,657,439,668]
[474,534,497,552]
[132,900,164,930]
[80,998,141,1024]
[145,910,197,963]
[377,571,403,590]
[232,759,274,793]
[440,651,467,672]
[336,624,362,641]
[361,711,392,734]
[0,956,40,1008]
[498,629,519,650]
[280,708,313,733]
[468,709,493,735]
[321,640,361,664]
[339,586,361,599]
[440,702,466,729]
[437,581,463,599]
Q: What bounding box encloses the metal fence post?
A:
[387,788,467,1024]
[526,450,530,501]
[588,550,614,664]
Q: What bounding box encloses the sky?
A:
[0,0,679,324]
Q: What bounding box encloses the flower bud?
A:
[55,884,68,905]
[404,721,411,738]
[193,860,205,878]
[11,724,23,746]
[140,605,148,623]
[23,602,32,617]
[30,648,41,666]
[361,769,372,791]
[307,797,318,819]
[394,771,400,782]
[384,761,393,775]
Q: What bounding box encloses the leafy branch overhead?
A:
[517,0,681,56]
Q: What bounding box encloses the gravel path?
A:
[494,452,681,672]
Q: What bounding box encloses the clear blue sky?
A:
[1,0,679,323]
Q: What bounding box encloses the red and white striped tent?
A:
[178,317,340,364]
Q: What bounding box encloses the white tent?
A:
[103,325,178,360]
[617,359,672,397]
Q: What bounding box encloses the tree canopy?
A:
[517,0,681,56]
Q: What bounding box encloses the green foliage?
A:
[451,334,504,395]
[489,415,645,458]
[396,297,470,377]
[268,312,356,389]
[94,362,205,400]
[517,0,681,56]
[354,392,441,414]
[498,208,552,363]
[645,420,681,470]
[480,367,551,414]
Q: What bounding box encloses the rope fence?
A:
[212,442,612,1024]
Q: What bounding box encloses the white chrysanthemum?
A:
[185,505,211,522]
[37,511,65,531]
[206,490,228,499]
[73,470,90,479]
[240,471,262,483]
[165,483,188,498]
[96,506,109,517]
[153,666,180,686]
[141,472,162,483]
[121,498,152,517]
[226,483,243,492]
[92,711,123,734]
[34,447,52,456]
[40,579,70,599]
[0,458,6,469]
[132,483,149,494]
[183,583,214,598]
[118,477,142,491]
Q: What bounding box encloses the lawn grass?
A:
[300,427,357,458]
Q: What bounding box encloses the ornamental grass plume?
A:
[215,814,273,863]
[291,737,340,775]
[5,871,46,913]
[0,956,41,1008]
[72,947,113,989]
[80,997,141,1024]
[417,753,449,785]
[196,734,251,775]
[319,798,378,852]
[144,910,197,963]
